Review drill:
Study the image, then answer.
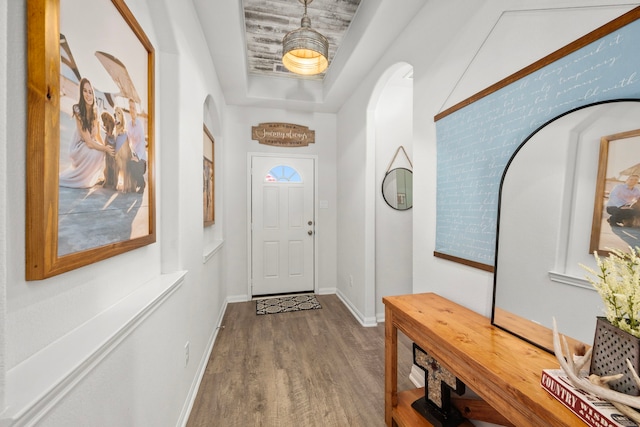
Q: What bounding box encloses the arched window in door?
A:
[265,165,302,182]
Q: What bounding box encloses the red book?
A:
[540,369,638,427]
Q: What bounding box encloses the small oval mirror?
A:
[382,168,413,210]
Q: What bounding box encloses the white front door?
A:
[251,156,315,296]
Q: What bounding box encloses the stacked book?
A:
[541,369,638,427]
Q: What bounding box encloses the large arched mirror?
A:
[382,168,413,210]
[492,100,640,353]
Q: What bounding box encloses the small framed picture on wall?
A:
[203,125,215,226]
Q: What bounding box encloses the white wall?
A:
[223,106,338,301]
[1,0,229,425]
[336,96,369,320]
[336,0,489,324]
[0,0,7,413]
[374,66,413,320]
[337,0,640,327]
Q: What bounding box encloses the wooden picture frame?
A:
[590,129,640,255]
[26,0,155,280]
[203,125,215,226]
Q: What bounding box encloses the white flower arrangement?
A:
[581,246,640,338]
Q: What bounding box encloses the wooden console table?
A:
[384,293,581,426]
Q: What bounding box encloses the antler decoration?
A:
[553,318,640,423]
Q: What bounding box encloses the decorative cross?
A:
[412,344,467,427]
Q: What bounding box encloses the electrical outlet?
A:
[184,341,190,367]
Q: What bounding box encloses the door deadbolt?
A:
[308,220,313,226]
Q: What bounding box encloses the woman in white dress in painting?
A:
[59,78,114,188]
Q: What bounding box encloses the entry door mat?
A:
[256,294,322,315]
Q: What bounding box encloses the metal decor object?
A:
[590,317,640,395]
[282,0,329,75]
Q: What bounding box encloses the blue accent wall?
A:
[435,16,640,266]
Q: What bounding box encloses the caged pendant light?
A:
[282,0,329,76]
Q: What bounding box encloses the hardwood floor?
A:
[187,294,415,427]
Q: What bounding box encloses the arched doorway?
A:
[365,62,414,322]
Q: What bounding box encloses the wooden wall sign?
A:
[251,122,315,147]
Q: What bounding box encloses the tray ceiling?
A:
[243,0,361,79]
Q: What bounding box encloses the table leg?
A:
[385,305,398,427]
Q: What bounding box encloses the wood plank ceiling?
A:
[243,0,361,79]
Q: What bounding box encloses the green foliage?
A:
[581,246,640,338]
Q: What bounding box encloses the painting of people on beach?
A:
[26,0,154,279]
[590,129,640,256]
[57,0,154,257]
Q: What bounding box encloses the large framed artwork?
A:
[26,0,155,280]
[203,125,215,226]
[590,129,640,255]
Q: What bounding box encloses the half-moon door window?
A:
[265,165,302,182]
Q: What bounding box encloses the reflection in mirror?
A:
[492,100,640,353]
[382,168,413,210]
[589,129,640,255]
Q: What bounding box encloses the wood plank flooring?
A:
[187,294,415,427]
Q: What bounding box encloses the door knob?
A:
[308,230,313,235]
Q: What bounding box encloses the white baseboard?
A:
[236,287,336,301]
[410,364,425,388]
[226,294,250,303]
[335,289,377,327]
[177,297,228,427]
